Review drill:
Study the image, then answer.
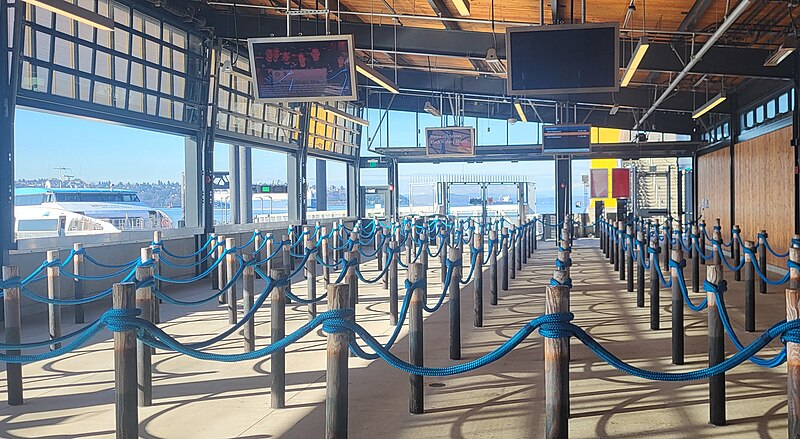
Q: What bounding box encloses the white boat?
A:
[14,188,174,239]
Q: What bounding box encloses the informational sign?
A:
[590,168,609,198]
[247,35,357,102]
[542,124,592,153]
[611,168,631,198]
[425,127,476,158]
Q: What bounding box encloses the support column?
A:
[347,161,360,217]
[555,157,572,225]
[0,0,25,273]
[239,146,252,223]
[388,159,399,221]
[287,151,307,225]
[229,145,241,224]
[316,159,328,211]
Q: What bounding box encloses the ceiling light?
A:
[485,48,507,74]
[609,104,620,115]
[514,101,527,123]
[764,36,798,67]
[355,59,400,94]
[692,91,727,119]
[453,0,470,16]
[424,101,442,117]
[318,104,369,126]
[620,36,650,87]
[24,0,114,31]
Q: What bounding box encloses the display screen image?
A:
[542,124,592,153]
[426,127,476,157]
[506,23,619,94]
[247,35,357,102]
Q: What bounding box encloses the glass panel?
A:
[94,51,111,78]
[779,92,790,113]
[755,105,765,124]
[52,71,75,98]
[93,81,113,106]
[78,45,92,73]
[78,76,91,101]
[53,37,74,68]
[766,99,776,119]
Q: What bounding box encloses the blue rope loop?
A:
[555,258,572,270]
[537,312,575,338]
[549,277,573,288]
[102,308,143,332]
[703,279,727,297]
[404,277,427,294]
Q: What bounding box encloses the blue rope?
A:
[669,259,708,312]
[157,236,215,259]
[760,233,790,259]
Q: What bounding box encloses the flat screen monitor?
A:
[506,23,619,95]
[542,124,592,153]
[247,35,357,102]
[426,127,476,158]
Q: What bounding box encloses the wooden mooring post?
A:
[389,236,399,326]
[136,248,154,407]
[271,267,286,409]
[489,229,498,306]
[671,248,684,365]
[408,262,425,414]
[691,225,700,293]
[72,243,85,324]
[46,250,62,350]
[626,225,634,292]
[707,264,726,426]
[636,232,645,308]
[473,231,484,328]
[243,254,255,352]
[449,245,461,360]
[650,236,661,330]
[3,265,23,405]
[501,226,509,291]
[226,238,238,324]
[758,230,768,294]
[618,222,625,281]
[545,270,570,439]
[744,240,756,332]
[786,286,800,438]
[732,225,741,282]
[326,282,350,438]
[305,234,317,320]
[113,282,138,439]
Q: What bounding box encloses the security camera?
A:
[508,117,518,125]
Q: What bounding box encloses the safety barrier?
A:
[7,214,800,437]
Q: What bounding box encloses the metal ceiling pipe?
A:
[634,0,752,129]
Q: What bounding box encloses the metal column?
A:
[555,157,572,222]
[388,158,399,220]
[229,145,241,224]
[239,146,252,223]
[316,159,328,211]
[0,1,25,271]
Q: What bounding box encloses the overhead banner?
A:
[590,168,609,198]
[425,127,476,158]
[247,35,357,102]
[612,168,631,198]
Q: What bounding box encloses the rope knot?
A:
[549,277,573,288]
[555,258,572,269]
[782,320,800,344]
[703,279,728,295]
[788,260,800,271]
[537,312,575,339]
[102,308,142,332]
[668,259,687,269]
[557,246,572,253]
[404,278,427,292]
[445,258,463,269]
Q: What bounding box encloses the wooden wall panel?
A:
[734,126,794,267]
[697,147,731,243]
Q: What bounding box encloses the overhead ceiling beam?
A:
[424,0,488,72]
[207,13,792,80]
[363,92,698,134]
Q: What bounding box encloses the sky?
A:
[14,107,590,203]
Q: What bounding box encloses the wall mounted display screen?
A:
[426,127,476,158]
[247,35,357,102]
[506,23,619,94]
[542,124,591,153]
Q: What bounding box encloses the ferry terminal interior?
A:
[2,0,800,437]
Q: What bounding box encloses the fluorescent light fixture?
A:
[24,0,114,31]
[318,104,369,126]
[485,47,507,74]
[692,91,727,119]
[620,36,649,87]
[453,0,470,16]
[355,59,400,94]
[764,36,798,67]
[424,101,442,117]
[514,101,527,123]
[609,104,620,115]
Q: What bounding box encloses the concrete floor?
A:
[0,238,791,438]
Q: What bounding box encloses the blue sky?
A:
[14,107,589,201]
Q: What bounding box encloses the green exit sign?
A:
[368,160,378,168]
[260,185,271,193]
